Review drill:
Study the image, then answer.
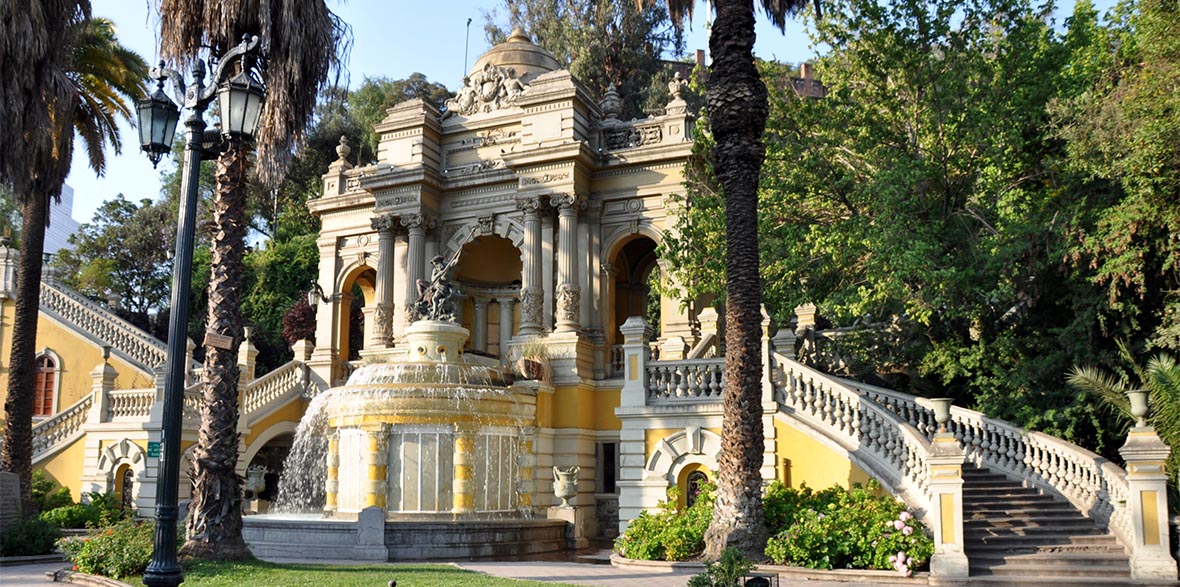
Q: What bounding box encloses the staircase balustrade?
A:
[39,282,168,372]
[243,360,308,422]
[183,382,203,425]
[645,358,724,403]
[106,389,156,421]
[31,395,92,458]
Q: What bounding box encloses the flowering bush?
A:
[58,519,156,580]
[764,482,933,574]
[615,484,714,561]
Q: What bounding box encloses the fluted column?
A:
[516,196,544,335]
[402,214,432,319]
[552,193,583,332]
[472,296,490,352]
[371,214,398,348]
[391,230,409,341]
[497,297,516,363]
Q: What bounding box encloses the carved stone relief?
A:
[443,63,530,119]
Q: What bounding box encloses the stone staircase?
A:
[963,464,1134,584]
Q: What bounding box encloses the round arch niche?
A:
[607,235,660,348]
[452,235,523,356]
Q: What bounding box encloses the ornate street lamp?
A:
[135,35,263,587]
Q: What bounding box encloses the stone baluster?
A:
[371,214,398,348]
[552,193,583,333]
[472,296,490,352]
[516,196,545,335]
[619,317,653,408]
[497,297,516,364]
[1119,410,1178,581]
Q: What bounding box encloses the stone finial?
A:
[599,84,623,121]
[336,136,351,162]
[668,71,688,102]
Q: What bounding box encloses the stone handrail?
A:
[243,360,307,422]
[686,332,719,359]
[183,382,203,425]
[106,389,156,421]
[32,394,92,459]
[773,354,934,511]
[646,358,725,403]
[39,282,167,372]
[844,378,1133,548]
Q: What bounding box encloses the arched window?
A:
[685,470,709,508]
[120,468,134,512]
[33,354,57,417]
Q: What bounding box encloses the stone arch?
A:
[441,216,526,261]
[602,223,663,264]
[243,421,298,468]
[96,438,147,512]
[642,426,722,484]
[335,262,377,362]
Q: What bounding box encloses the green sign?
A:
[147,441,161,458]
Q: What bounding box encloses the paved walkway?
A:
[0,561,69,587]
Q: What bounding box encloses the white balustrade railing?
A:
[243,360,307,421]
[31,394,92,458]
[773,354,934,511]
[844,378,1133,549]
[183,383,203,425]
[39,282,167,372]
[610,344,625,377]
[646,358,725,403]
[106,389,156,421]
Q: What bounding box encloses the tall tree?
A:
[646,0,809,559]
[156,0,348,560]
[486,0,684,118]
[0,6,147,503]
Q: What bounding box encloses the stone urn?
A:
[552,465,579,508]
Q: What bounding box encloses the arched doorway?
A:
[336,265,376,368]
[606,236,661,355]
[452,235,522,359]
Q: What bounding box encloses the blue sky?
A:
[66,1,814,225]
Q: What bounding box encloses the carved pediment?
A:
[443,63,529,119]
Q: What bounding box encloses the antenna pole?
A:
[464,17,473,75]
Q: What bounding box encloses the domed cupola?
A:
[470,28,559,84]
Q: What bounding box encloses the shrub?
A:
[59,519,155,580]
[0,515,62,556]
[615,484,715,561]
[764,482,933,575]
[31,470,74,513]
[39,491,124,529]
[687,548,755,587]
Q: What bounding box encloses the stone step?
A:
[967,525,1107,539]
[968,551,1130,567]
[967,541,1125,556]
[963,487,1046,497]
[963,496,1067,508]
[963,574,1159,586]
[964,501,1078,513]
[969,561,1131,578]
[964,516,1101,530]
[967,532,1119,548]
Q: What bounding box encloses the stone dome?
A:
[470,28,560,84]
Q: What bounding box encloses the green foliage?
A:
[242,233,320,372]
[30,470,74,513]
[0,515,62,556]
[179,560,584,587]
[687,548,755,587]
[764,483,932,574]
[39,491,124,529]
[615,484,714,561]
[59,519,157,580]
[484,0,686,118]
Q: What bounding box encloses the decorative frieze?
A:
[556,284,580,325]
[603,124,663,151]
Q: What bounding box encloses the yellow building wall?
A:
[243,400,307,448]
[551,384,597,429]
[774,419,876,491]
[594,388,621,430]
[36,436,88,501]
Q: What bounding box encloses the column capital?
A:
[370,213,399,234]
[515,195,547,215]
[400,212,437,231]
[550,192,585,212]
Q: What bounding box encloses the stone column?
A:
[391,230,410,340]
[365,426,390,509]
[472,296,490,352]
[371,214,398,348]
[516,196,544,335]
[552,193,583,333]
[618,317,652,408]
[927,431,969,579]
[498,297,516,364]
[452,427,476,516]
[402,213,432,316]
[1120,422,1178,581]
[324,430,340,514]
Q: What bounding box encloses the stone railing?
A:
[32,394,92,459]
[845,379,1133,549]
[610,344,625,377]
[243,360,307,422]
[39,282,167,372]
[601,122,663,151]
[106,389,156,421]
[773,354,934,511]
[183,382,203,425]
[646,358,725,403]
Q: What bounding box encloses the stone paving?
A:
[0,561,69,587]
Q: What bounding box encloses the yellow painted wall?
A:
[774,419,876,491]
[243,400,307,448]
[36,436,88,501]
[551,384,597,429]
[0,302,155,428]
[594,388,621,430]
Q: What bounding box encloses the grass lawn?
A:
[133,559,585,587]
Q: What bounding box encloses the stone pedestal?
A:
[927,433,970,581]
[1120,427,1178,581]
[547,506,590,550]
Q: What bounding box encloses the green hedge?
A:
[0,516,62,556]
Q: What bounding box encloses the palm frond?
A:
[1066,365,1132,421]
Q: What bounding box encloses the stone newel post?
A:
[619,317,652,408]
[1119,408,1178,581]
[927,399,969,580]
[88,351,118,423]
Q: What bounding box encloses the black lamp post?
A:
[136,35,264,587]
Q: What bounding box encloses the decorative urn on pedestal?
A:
[552,466,579,508]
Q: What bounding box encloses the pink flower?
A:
[902,525,914,536]
[893,520,906,530]
[896,551,907,563]
[899,511,912,522]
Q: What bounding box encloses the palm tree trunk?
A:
[702,0,770,559]
[181,142,251,560]
[1,194,49,508]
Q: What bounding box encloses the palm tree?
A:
[1068,344,1180,504]
[0,5,148,505]
[642,0,811,558]
[156,0,347,560]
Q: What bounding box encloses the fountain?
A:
[242,257,567,561]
